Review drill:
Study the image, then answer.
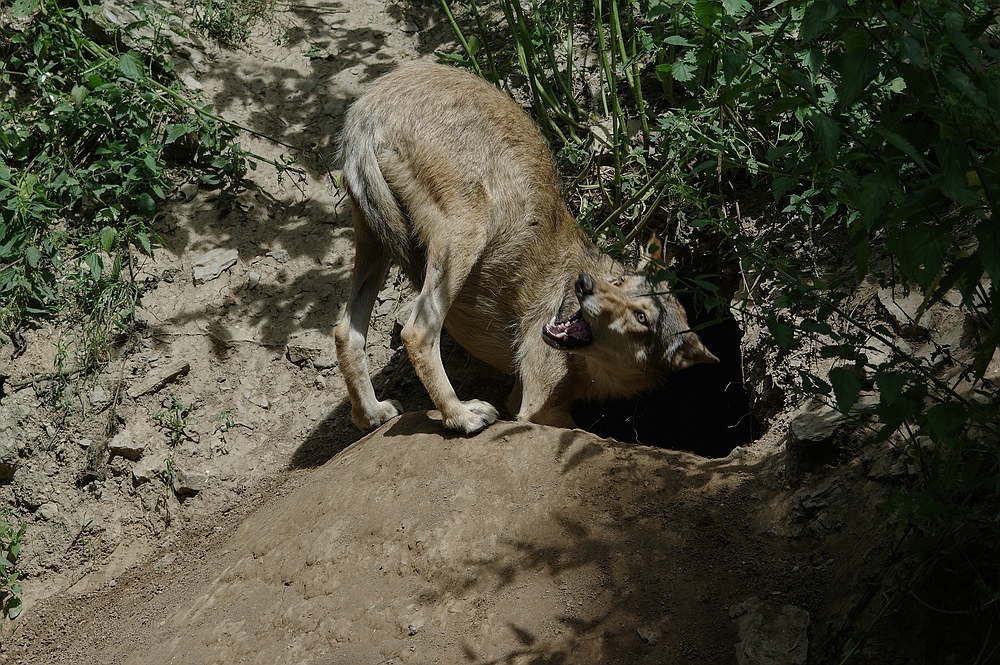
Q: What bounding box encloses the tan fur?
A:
[335,63,718,434]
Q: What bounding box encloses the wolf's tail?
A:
[338,116,407,249]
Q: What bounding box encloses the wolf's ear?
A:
[670,334,720,370]
[637,231,664,273]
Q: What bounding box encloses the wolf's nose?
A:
[575,273,594,297]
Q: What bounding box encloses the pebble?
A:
[192,248,239,285]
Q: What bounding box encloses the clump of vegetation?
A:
[0,0,251,378]
[0,510,26,631]
[442,0,999,661]
[186,0,274,48]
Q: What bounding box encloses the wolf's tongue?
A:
[542,309,593,349]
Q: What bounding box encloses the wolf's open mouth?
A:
[542,309,593,350]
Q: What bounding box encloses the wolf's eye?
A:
[635,311,649,326]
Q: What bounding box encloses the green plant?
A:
[0,510,26,627]
[187,0,274,48]
[0,0,255,380]
[441,0,1000,660]
[154,395,194,448]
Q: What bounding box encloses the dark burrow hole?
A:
[572,294,757,459]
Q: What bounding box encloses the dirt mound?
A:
[15,413,835,665]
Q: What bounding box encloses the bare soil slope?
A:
[17,414,836,665]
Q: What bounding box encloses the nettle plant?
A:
[0,0,250,373]
[442,0,999,658]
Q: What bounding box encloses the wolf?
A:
[335,62,718,435]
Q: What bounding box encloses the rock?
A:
[179,183,199,202]
[132,456,166,485]
[731,597,809,665]
[0,332,14,379]
[177,73,203,91]
[192,248,239,285]
[246,271,261,288]
[173,467,208,497]
[0,421,22,483]
[399,23,419,33]
[38,502,60,521]
[89,384,110,405]
[244,391,270,410]
[127,360,190,399]
[791,476,840,516]
[266,249,289,264]
[154,553,177,570]
[109,430,145,461]
[788,400,843,446]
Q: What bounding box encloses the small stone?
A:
[127,360,191,399]
[153,553,177,570]
[732,597,809,665]
[88,384,109,405]
[177,73,203,91]
[399,23,419,33]
[78,438,93,449]
[132,456,166,485]
[244,391,270,410]
[246,271,261,288]
[179,183,199,202]
[39,502,59,520]
[192,248,239,285]
[173,468,208,497]
[266,249,290,264]
[109,430,145,461]
[636,626,660,645]
[788,400,843,445]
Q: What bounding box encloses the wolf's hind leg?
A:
[335,221,403,430]
[401,243,498,435]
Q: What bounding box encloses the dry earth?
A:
[1,1,988,664]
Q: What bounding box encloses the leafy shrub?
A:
[0,0,250,373]
[0,510,25,628]
[441,0,999,660]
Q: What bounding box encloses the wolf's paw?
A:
[352,399,404,431]
[443,399,499,435]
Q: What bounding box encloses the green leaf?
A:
[876,128,928,172]
[164,124,189,145]
[875,371,907,406]
[976,220,1000,284]
[813,114,839,162]
[671,61,696,83]
[25,246,41,268]
[800,0,840,42]
[838,46,880,108]
[100,226,117,253]
[83,253,103,280]
[70,84,89,105]
[6,596,22,619]
[662,35,694,47]
[137,193,156,216]
[765,314,794,350]
[829,366,861,414]
[12,0,39,19]
[925,402,966,444]
[721,0,751,18]
[136,232,153,255]
[118,51,143,80]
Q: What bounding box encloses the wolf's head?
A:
[543,273,718,395]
